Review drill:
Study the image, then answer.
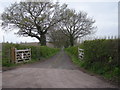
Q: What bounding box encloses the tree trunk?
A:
[70,36,74,46]
[40,34,46,46]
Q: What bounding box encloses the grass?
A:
[2,43,60,67]
[66,49,120,85]
[65,51,83,67]
[65,39,120,85]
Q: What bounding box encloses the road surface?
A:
[2,50,117,88]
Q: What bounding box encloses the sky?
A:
[0,0,119,43]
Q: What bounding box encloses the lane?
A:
[3,68,116,88]
[2,50,117,88]
[22,49,78,70]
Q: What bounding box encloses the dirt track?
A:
[2,50,117,88]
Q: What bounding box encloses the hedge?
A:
[65,39,120,83]
[2,43,59,67]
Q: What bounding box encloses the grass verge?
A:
[2,43,60,67]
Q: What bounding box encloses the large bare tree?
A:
[59,9,96,46]
[1,2,67,46]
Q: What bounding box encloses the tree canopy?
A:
[1,1,96,47]
[1,2,67,46]
[58,9,96,46]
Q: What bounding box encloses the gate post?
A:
[11,47,16,63]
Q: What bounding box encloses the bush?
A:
[65,39,120,83]
[2,43,59,67]
[80,39,119,83]
[65,46,78,57]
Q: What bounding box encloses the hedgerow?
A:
[65,39,119,84]
[2,43,59,67]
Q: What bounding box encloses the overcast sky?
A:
[0,0,119,43]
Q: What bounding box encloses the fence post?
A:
[11,47,16,63]
[30,48,31,61]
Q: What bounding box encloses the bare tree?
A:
[1,2,67,46]
[59,9,96,46]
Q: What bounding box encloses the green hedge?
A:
[65,46,83,67]
[81,39,118,66]
[65,39,120,83]
[2,43,59,67]
[65,46,78,57]
[81,39,119,82]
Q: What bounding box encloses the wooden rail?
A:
[78,47,84,60]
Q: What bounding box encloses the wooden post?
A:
[30,48,31,61]
[11,47,16,63]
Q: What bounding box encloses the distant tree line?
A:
[1,1,96,47]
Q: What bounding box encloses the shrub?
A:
[80,39,119,83]
[2,43,59,67]
[65,39,120,83]
[65,46,78,57]
[80,40,118,67]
